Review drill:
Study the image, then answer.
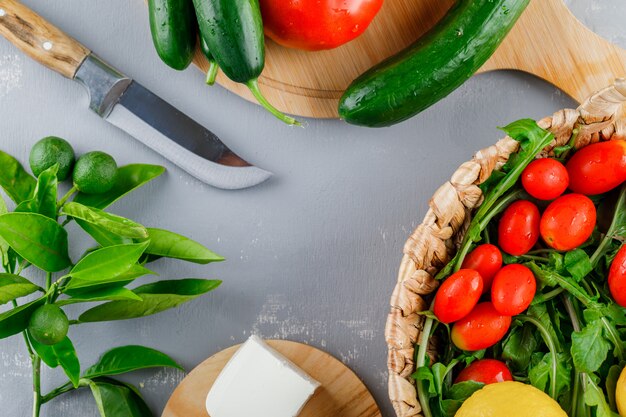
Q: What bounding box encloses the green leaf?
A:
[0,297,45,339]
[412,366,438,397]
[145,228,223,264]
[446,380,484,400]
[584,376,620,417]
[30,335,80,387]
[0,274,42,304]
[564,249,592,282]
[15,164,58,219]
[74,164,165,209]
[0,150,36,204]
[502,323,538,371]
[76,219,132,247]
[78,279,221,322]
[83,345,182,379]
[607,365,621,411]
[66,242,149,290]
[89,380,152,417]
[62,202,148,239]
[528,352,571,399]
[0,212,71,272]
[63,264,153,297]
[0,195,8,264]
[57,287,142,306]
[571,319,611,373]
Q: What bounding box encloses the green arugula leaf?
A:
[571,319,611,373]
[62,202,148,239]
[0,274,42,304]
[440,381,484,417]
[0,297,45,339]
[88,380,151,417]
[30,336,80,387]
[0,150,36,204]
[584,376,620,417]
[502,323,538,371]
[83,345,182,379]
[15,164,58,219]
[0,212,71,272]
[145,228,223,264]
[78,279,221,322]
[564,249,592,282]
[65,242,149,290]
[74,164,165,210]
[56,287,142,306]
[528,352,571,399]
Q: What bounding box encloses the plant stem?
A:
[246,79,301,126]
[416,317,435,417]
[564,296,591,417]
[32,356,41,417]
[531,287,565,305]
[205,61,219,86]
[590,185,626,268]
[57,186,77,209]
[517,314,558,399]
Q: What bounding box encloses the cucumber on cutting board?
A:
[338,0,529,127]
[148,0,197,70]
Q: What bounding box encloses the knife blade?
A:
[0,0,271,190]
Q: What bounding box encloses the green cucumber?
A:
[192,0,299,125]
[200,37,219,86]
[338,0,529,127]
[148,0,197,71]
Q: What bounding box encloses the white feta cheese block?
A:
[205,335,321,417]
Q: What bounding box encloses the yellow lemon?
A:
[455,381,567,417]
[617,366,626,417]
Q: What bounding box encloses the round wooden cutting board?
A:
[162,340,381,417]
[189,0,626,119]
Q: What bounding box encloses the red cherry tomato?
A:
[433,269,483,324]
[609,244,626,308]
[540,193,596,251]
[491,264,536,316]
[461,244,502,292]
[455,359,513,385]
[259,0,384,51]
[521,158,569,200]
[498,200,540,256]
[566,141,626,195]
[451,302,512,351]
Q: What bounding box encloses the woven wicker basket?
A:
[385,79,626,417]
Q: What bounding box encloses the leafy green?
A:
[145,228,223,264]
[56,287,142,306]
[62,202,148,239]
[564,249,592,282]
[584,376,620,417]
[75,219,132,247]
[0,150,36,203]
[88,380,151,417]
[63,264,153,297]
[15,164,58,219]
[0,274,42,304]
[78,279,221,322]
[30,336,80,387]
[83,345,182,379]
[74,164,165,209]
[502,323,538,371]
[0,212,71,272]
[571,319,611,374]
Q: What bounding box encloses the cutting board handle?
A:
[0,0,90,78]
[480,0,626,103]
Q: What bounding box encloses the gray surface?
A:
[0,1,622,416]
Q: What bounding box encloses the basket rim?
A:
[385,79,626,417]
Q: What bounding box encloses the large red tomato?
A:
[461,244,502,293]
[521,158,569,200]
[498,200,540,256]
[259,0,384,51]
[566,141,626,195]
[540,193,596,251]
[491,264,536,316]
[433,269,483,324]
[451,302,512,351]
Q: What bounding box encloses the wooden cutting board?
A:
[162,340,381,417]
[191,0,626,119]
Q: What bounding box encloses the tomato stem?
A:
[246,79,301,126]
[516,314,558,399]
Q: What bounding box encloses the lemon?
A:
[455,381,567,417]
[73,151,118,194]
[617,366,626,417]
[28,304,69,345]
[29,136,75,180]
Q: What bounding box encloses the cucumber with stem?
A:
[148,0,197,70]
[192,0,300,125]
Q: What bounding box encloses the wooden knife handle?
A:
[0,0,90,78]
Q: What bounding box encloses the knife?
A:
[0,0,272,190]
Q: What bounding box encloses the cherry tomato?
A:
[491,264,536,316]
[566,141,626,195]
[455,359,513,385]
[609,244,626,308]
[451,302,512,351]
[461,244,502,292]
[540,193,596,251]
[433,269,483,324]
[259,0,384,51]
[521,158,569,200]
[498,200,540,256]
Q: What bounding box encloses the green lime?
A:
[29,136,75,180]
[73,151,118,194]
[28,304,69,345]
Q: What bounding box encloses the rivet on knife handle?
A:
[0,0,90,78]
